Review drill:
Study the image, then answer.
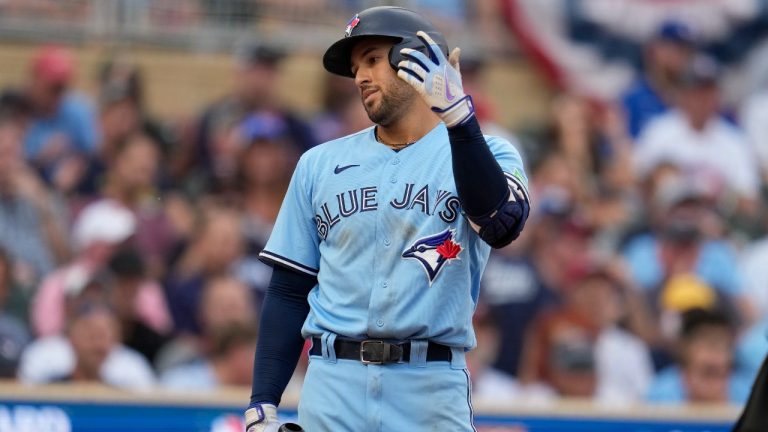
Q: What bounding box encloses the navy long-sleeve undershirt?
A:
[448,116,510,220]
[249,265,316,407]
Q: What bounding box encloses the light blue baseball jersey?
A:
[259,122,528,349]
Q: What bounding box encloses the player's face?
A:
[350,38,416,126]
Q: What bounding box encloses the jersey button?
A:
[389,176,396,183]
[382,281,389,288]
[392,157,400,165]
[383,238,391,246]
[376,319,384,327]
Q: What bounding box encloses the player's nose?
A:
[354,68,372,88]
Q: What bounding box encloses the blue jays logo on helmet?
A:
[344,14,360,37]
[402,229,462,284]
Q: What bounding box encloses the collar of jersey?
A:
[366,122,446,154]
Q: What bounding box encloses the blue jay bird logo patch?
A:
[402,229,462,284]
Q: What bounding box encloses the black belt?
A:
[309,337,452,365]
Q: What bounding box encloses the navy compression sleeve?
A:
[250,265,316,407]
[447,116,509,219]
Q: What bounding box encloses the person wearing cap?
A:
[188,43,316,197]
[633,54,760,211]
[95,130,177,279]
[236,113,303,305]
[621,19,696,138]
[624,174,744,297]
[16,46,98,182]
[30,199,169,340]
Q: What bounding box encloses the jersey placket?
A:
[366,150,405,337]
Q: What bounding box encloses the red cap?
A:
[31,46,74,84]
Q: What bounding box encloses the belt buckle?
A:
[360,340,385,365]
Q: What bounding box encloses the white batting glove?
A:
[245,404,281,432]
[397,30,475,128]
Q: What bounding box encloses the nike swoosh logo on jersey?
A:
[334,164,360,174]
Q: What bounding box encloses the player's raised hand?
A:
[397,30,475,128]
[245,404,281,432]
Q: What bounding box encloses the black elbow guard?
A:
[467,174,530,248]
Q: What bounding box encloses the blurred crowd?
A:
[0,12,766,410]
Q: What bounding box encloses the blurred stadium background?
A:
[1,0,768,431]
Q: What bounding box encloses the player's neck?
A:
[376,109,440,150]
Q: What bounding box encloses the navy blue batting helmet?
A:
[323,6,449,78]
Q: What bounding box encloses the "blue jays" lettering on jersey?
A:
[259,123,528,349]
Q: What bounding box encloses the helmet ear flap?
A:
[386,35,449,72]
[387,43,400,72]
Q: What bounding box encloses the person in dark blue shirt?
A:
[621,19,695,138]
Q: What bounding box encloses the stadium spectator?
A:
[622,177,745,329]
[467,305,555,403]
[518,257,653,404]
[19,290,155,390]
[106,248,172,364]
[182,43,315,197]
[156,275,256,373]
[75,54,175,197]
[30,199,143,337]
[0,248,31,379]
[160,323,257,391]
[234,112,304,305]
[520,93,635,240]
[646,308,752,404]
[164,206,249,334]
[13,46,99,189]
[311,73,371,143]
[56,301,126,384]
[739,81,768,182]
[621,19,696,138]
[633,55,760,211]
[549,95,636,245]
[31,200,169,337]
[0,113,69,284]
[740,233,768,326]
[0,248,32,327]
[93,131,177,278]
[481,204,586,377]
[453,53,517,145]
[468,305,521,400]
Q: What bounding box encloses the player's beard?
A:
[363,75,415,127]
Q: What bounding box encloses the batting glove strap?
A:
[433,95,475,128]
[245,404,279,432]
[397,30,474,128]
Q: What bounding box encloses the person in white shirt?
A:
[740,89,768,181]
[18,300,155,390]
[634,55,760,212]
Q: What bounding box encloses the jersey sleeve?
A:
[486,135,530,203]
[259,156,320,276]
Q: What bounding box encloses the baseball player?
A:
[246,6,530,431]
